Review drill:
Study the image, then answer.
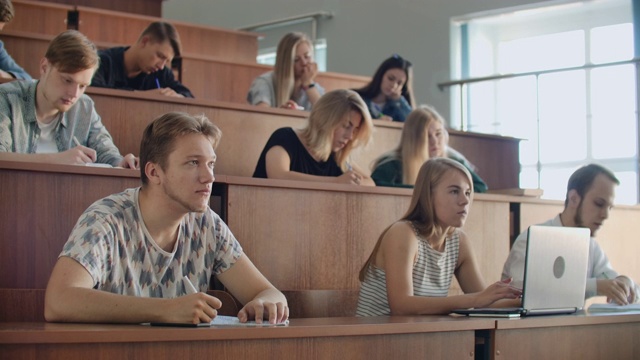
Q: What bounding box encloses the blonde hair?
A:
[299,89,373,171]
[372,106,437,185]
[423,105,449,157]
[273,32,313,108]
[359,158,473,281]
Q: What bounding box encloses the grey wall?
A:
[162,0,546,120]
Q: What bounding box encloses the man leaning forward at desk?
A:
[45,112,288,325]
[503,164,639,305]
[0,30,137,168]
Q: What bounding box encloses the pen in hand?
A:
[155,78,161,89]
[183,276,198,295]
[73,136,81,147]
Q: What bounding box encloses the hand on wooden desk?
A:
[143,88,185,98]
[597,276,637,305]
[238,297,289,325]
[118,153,139,169]
[167,292,222,324]
[58,145,97,165]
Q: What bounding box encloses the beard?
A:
[573,199,595,236]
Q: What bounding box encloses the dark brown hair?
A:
[139,22,182,57]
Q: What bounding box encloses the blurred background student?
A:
[253,89,374,186]
[247,32,324,111]
[354,55,414,122]
[371,106,487,192]
[0,0,31,80]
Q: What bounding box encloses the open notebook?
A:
[143,315,289,327]
[453,225,590,318]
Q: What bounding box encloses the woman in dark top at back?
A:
[253,89,375,186]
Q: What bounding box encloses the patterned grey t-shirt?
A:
[60,187,243,298]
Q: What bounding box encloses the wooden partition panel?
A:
[223,177,511,298]
[0,317,490,359]
[89,88,520,190]
[5,0,71,35]
[0,31,51,78]
[88,88,398,181]
[74,6,259,61]
[492,314,640,360]
[448,129,521,191]
[0,162,140,289]
[181,55,370,102]
[45,0,163,17]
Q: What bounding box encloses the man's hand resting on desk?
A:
[237,298,289,324]
[117,153,139,169]
[598,276,637,305]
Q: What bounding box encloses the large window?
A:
[449,0,638,204]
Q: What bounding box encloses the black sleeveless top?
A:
[252,127,343,178]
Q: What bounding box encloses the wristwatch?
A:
[303,83,316,91]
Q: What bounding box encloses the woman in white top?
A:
[357,158,521,316]
[247,32,324,111]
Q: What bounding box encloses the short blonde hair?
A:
[299,89,373,171]
[372,106,436,185]
[45,30,99,73]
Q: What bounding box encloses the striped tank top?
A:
[356,224,460,316]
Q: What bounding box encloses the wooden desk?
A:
[0,316,492,359]
[489,313,640,359]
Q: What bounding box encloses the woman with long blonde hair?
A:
[357,158,520,316]
[247,32,324,110]
[371,105,488,192]
[253,89,375,185]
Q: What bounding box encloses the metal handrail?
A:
[437,57,640,90]
[237,11,334,43]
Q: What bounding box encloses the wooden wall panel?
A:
[225,180,511,299]
[44,0,163,17]
[88,88,520,189]
[0,163,140,289]
[5,0,70,35]
[88,88,399,180]
[74,6,259,61]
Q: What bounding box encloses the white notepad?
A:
[144,315,289,327]
[588,303,640,313]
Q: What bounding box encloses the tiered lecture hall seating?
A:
[2,2,640,359]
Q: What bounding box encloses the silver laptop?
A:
[453,225,590,317]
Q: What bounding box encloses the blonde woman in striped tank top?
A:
[356,158,521,316]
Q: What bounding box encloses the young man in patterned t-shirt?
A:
[45,112,288,325]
